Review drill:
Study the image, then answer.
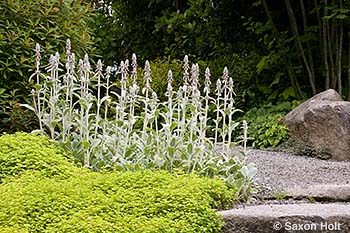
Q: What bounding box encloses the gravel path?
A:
[245,149,350,196]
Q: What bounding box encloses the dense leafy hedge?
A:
[0,0,98,133]
[0,132,80,182]
[0,133,235,232]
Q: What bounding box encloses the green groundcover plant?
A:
[0,133,236,232]
[0,132,80,183]
[0,170,234,232]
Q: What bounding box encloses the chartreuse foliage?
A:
[0,133,235,232]
[0,171,234,232]
[0,132,80,182]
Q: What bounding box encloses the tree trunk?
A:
[335,20,339,89]
[337,0,343,96]
[322,0,330,89]
[347,31,350,100]
[284,0,316,95]
[300,0,316,93]
[262,0,303,98]
[328,1,336,88]
[314,0,323,45]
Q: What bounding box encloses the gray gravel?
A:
[245,149,350,196]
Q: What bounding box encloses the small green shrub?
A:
[0,170,235,232]
[0,0,98,133]
[0,89,39,134]
[0,132,79,182]
[241,102,291,149]
[248,113,289,149]
[148,58,183,101]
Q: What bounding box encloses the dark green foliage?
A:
[154,0,230,59]
[93,0,178,62]
[129,58,183,102]
[93,0,256,62]
[0,170,234,232]
[149,59,183,100]
[91,0,350,116]
[248,114,289,149]
[240,11,309,107]
[92,0,300,110]
[0,87,39,134]
[241,102,292,149]
[0,132,80,182]
[0,0,98,133]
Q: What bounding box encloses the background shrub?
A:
[238,102,293,149]
[248,113,289,149]
[0,170,235,232]
[0,132,79,182]
[0,0,98,133]
[147,58,183,101]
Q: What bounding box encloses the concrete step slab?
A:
[219,203,350,233]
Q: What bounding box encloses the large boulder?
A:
[283,89,350,161]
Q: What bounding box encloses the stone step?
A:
[219,203,350,233]
[286,184,350,202]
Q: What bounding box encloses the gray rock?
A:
[219,203,350,233]
[283,89,350,161]
[287,185,350,202]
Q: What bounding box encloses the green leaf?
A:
[269,72,284,87]
[0,88,6,95]
[281,86,296,99]
[257,85,271,94]
[256,55,270,74]
[81,141,90,149]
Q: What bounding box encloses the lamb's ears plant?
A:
[214,78,222,145]
[238,162,258,196]
[242,120,248,154]
[183,55,190,85]
[25,45,257,199]
[27,43,44,131]
[131,53,138,85]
